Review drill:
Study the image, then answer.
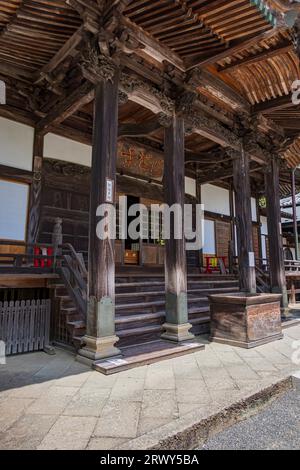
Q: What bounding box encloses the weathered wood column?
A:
[27,131,44,247]
[291,169,299,260]
[162,115,194,342]
[233,145,256,293]
[78,73,121,364]
[265,155,288,310]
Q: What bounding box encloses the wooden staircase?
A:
[50,267,239,350]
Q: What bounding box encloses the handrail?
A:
[0,241,62,271]
[60,245,87,318]
[255,264,270,293]
[285,259,300,273]
[61,244,88,278]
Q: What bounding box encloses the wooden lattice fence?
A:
[0,299,51,355]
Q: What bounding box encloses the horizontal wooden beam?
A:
[253,93,295,114]
[36,81,95,135]
[0,105,36,127]
[0,164,33,184]
[120,16,185,71]
[118,120,161,138]
[198,164,260,185]
[35,27,84,83]
[189,68,250,113]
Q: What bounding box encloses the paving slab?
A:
[37,416,97,450]
[0,324,300,450]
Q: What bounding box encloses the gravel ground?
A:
[202,389,300,450]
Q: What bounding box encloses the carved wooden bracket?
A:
[119,72,175,119]
[184,110,240,149]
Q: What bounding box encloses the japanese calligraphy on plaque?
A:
[117,142,164,182]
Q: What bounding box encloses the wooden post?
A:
[256,196,263,269]
[162,116,194,342]
[229,184,236,274]
[291,169,299,260]
[233,145,256,293]
[52,217,63,269]
[77,73,121,365]
[265,155,288,310]
[196,172,203,269]
[27,131,44,248]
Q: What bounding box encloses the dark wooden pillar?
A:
[162,116,194,342]
[27,131,44,248]
[233,145,256,293]
[291,169,299,260]
[196,172,203,269]
[265,155,288,310]
[229,184,236,274]
[78,73,121,364]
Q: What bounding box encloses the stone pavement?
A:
[0,325,300,450]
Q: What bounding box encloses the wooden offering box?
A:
[209,293,283,349]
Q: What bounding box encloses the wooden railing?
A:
[0,239,88,318]
[285,259,300,274]
[0,241,61,272]
[60,244,88,318]
[255,263,270,293]
[230,254,271,293]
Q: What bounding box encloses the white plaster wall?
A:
[0,180,29,241]
[201,184,230,216]
[0,117,34,171]
[260,216,268,263]
[203,219,216,254]
[185,177,196,197]
[261,216,268,236]
[251,197,257,222]
[44,133,92,167]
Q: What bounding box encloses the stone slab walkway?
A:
[1,325,300,450]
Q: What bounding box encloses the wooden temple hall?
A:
[1,0,300,371]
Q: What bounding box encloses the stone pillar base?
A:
[161,323,195,343]
[76,335,121,367]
